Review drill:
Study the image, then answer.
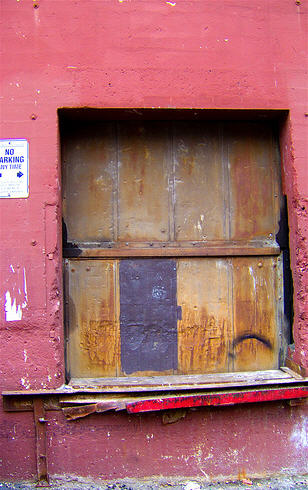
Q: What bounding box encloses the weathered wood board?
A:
[173,121,226,241]
[177,259,231,374]
[227,122,279,241]
[62,123,116,243]
[118,121,171,242]
[231,256,282,372]
[66,259,120,377]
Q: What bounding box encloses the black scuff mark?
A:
[228,333,273,359]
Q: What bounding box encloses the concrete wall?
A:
[0,0,307,482]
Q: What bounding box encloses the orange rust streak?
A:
[67,260,119,378]
[177,259,231,374]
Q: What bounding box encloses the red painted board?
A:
[126,387,308,413]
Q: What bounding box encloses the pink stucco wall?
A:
[0,0,307,482]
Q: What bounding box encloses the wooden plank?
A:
[232,256,280,371]
[66,259,120,377]
[58,386,308,419]
[227,122,279,241]
[117,121,170,242]
[3,369,306,397]
[3,396,60,411]
[59,382,308,407]
[67,377,306,393]
[177,258,231,374]
[62,122,116,243]
[69,369,294,385]
[285,358,308,378]
[67,368,301,392]
[126,386,308,413]
[3,396,34,411]
[281,366,305,380]
[63,245,280,258]
[59,394,129,405]
[174,121,226,241]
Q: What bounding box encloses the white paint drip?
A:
[4,267,28,321]
[5,292,22,321]
[290,415,308,449]
[22,268,28,307]
[196,214,206,239]
[248,266,257,292]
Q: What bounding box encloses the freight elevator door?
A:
[62,119,285,378]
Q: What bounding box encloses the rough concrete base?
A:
[0,475,308,490]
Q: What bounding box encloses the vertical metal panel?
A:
[66,259,119,377]
[117,121,171,242]
[62,123,116,243]
[232,256,279,371]
[177,258,232,374]
[227,123,277,241]
[119,259,178,375]
[174,122,226,241]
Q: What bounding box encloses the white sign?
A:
[0,139,29,198]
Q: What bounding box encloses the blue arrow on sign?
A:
[17,171,23,178]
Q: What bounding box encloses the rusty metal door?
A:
[62,119,285,379]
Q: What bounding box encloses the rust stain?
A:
[174,121,225,241]
[177,259,231,374]
[62,122,115,243]
[232,256,279,371]
[118,121,169,242]
[228,123,278,241]
[162,408,187,424]
[80,320,117,366]
[178,307,227,374]
[63,400,126,420]
[67,260,119,377]
[181,155,195,176]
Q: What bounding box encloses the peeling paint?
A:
[20,376,30,389]
[4,267,28,321]
[4,291,22,321]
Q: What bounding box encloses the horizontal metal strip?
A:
[63,246,280,258]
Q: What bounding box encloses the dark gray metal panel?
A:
[120,259,178,375]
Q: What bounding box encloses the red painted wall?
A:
[0,0,307,482]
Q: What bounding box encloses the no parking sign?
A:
[0,139,29,198]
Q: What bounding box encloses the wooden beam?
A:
[126,386,308,413]
[63,245,280,258]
